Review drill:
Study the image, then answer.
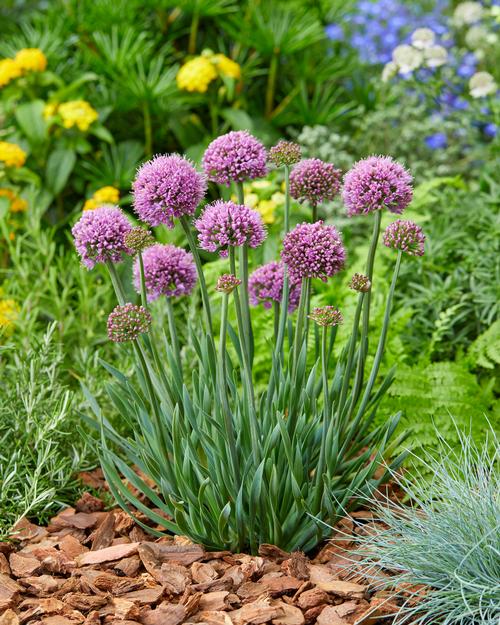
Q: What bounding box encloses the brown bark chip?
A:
[0,574,22,610]
[229,597,285,624]
[76,543,140,567]
[140,602,187,625]
[308,566,367,599]
[9,552,41,578]
[0,609,19,625]
[89,513,115,551]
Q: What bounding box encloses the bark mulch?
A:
[0,475,416,625]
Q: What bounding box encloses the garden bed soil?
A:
[0,473,417,625]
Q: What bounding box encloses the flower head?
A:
[381,61,398,82]
[308,306,343,327]
[348,273,371,293]
[290,158,342,207]
[0,298,19,336]
[424,45,448,68]
[0,142,26,168]
[107,304,152,343]
[0,188,27,213]
[58,100,98,131]
[14,48,47,73]
[411,28,435,49]
[249,261,301,312]
[176,56,218,93]
[0,59,22,87]
[133,154,206,228]
[342,156,413,217]
[124,226,155,254]
[281,221,346,282]
[212,54,241,79]
[216,274,241,294]
[392,44,423,74]
[383,219,425,256]
[134,244,197,301]
[83,186,120,211]
[195,200,266,257]
[469,72,497,98]
[453,1,483,26]
[202,131,267,186]
[268,141,302,167]
[72,205,132,269]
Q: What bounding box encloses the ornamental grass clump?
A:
[75,133,424,553]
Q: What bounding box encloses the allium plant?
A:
[76,133,423,553]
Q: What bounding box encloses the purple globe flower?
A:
[132,154,206,228]
[202,131,267,186]
[72,205,132,269]
[133,243,197,301]
[194,200,266,257]
[249,261,301,312]
[342,156,413,217]
[216,274,241,294]
[281,221,346,282]
[107,303,152,342]
[308,306,343,327]
[383,219,425,256]
[290,158,342,207]
[268,140,302,167]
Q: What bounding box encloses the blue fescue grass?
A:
[349,429,500,625]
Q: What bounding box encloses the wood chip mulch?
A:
[0,479,416,625]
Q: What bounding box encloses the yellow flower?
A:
[83,186,120,211]
[0,142,27,168]
[58,100,98,132]
[14,48,47,73]
[231,191,259,208]
[0,58,22,87]
[0,298,19,336]
[255,199,277,224]
[0,188,27,213]
[212,54,241,80]
[176,56,218,93]
[43,102,59,119]
[271,191,285,206]
[251,180,272,190]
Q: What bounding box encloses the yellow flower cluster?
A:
[83,186,120,211]
[231,180,285,225]
[0,142,27,168]
[0,298,19,336]
[176,52,241,93]
[0,188,27,213]
[44,100,99,132]
[0,48,47,88]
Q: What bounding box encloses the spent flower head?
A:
[383,219,425,256]
[349,273,371,293]
[290,158,342,207]
[249,261,301,312]
[202,131,267,186]
[281,221,346,282]
[215,274,241,294]
[72,205,132,269]
[134,244,197,301]
[308,306,343,327]
[107,303,152,343]
[342,156,413,217]
[124,226,155,254]
[133,154,206,228]
[195,200,266,257]
[268,140,302,167]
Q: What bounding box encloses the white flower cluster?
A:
[382,28,448,81]
[469,71,497,97]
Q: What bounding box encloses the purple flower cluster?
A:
[308,306,343,327]
[132,154,206,228]
[290,158,342,207]
[72,205,132,269]
[194,200,266,257]
[134,244,197,301]
[107,303,152,343]
[383,219,425,256]
[249,261,301,312]
[268,140,302,167]
[216,274,241,294]
[342,156,413,217]
[124,226,155,254]
[348,273,371,293]
[281,221,346,282]
[202,131,267,186]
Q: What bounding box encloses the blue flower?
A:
[325,23,344,41]
[425,132,448,149]
[484,123,497,138]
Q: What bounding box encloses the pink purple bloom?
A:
[202,131,267,186]
[132,154,206,228]
[134,244,197,301]
[124,226,155,254]
[194,200,266,257]
[72,205,132,269]
[348,273,371,293]
[342,156,413,217]
[281,221,346,282]
[107,303,152,342]
[216,274,241,294]
[290,158,342,207]
[308,306,343,327]
[383,220,425,256]
[249,261,301,312]
[268,140,302,167]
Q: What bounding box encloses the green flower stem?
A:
[143,101,153,157]
[106,261,126,305]
[291,278,309,381]
[284,165,290,235]
[180,216,213,332]
[354,249,402,423]
[273,301,280,340]
[236,182,253,365]
[265,52,279,118]
[313,324,329,509]
[138,252,148,309]
[166,297,182,371]
[188,10,199,54]
[337,293,364,415]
